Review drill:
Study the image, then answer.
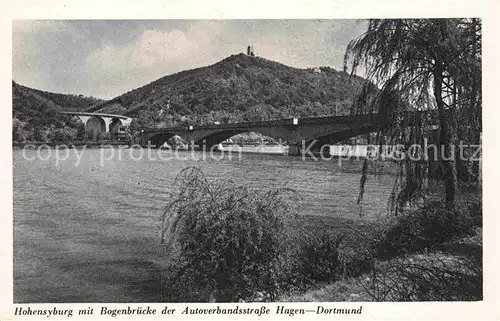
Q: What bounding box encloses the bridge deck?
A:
[145,113,381,133]
[60,111,129,119]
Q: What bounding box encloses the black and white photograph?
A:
[5,9,493,317]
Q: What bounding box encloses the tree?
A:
[12,118,24,142]
[33,126,46,142]
[76,122,86,141]
[53,128,68,142]
[344,19,481,211]
[100,132,111,141]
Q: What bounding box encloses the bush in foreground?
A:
[359,253,482,301]
[374,200,476,259]
[160,169,481,302]
[161,167,298,302]
[297,231,342,284]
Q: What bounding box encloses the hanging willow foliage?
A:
[344,19,482,215]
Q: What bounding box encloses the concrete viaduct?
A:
[141,113,405,156]
[60,111,133,134]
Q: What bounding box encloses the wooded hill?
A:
[89,53,373,129]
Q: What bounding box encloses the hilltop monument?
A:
[247,45,255,56]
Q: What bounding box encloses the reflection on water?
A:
[13,148,397,302]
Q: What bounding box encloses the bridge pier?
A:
[103,118,112,132]
[187,141,198,151]
[288,143,302,157]
[287,142,331,158]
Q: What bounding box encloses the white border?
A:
[2,1,500,320]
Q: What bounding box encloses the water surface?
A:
[13,148,397,302]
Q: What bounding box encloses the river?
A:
[13,148,397,302]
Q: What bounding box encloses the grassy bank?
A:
[280,227,482,301]
[158,168,482,302]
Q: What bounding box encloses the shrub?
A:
[337,227,376,278]
[161,167,297,302]
[100,132,111,141]
[297,231,342,284]
[375,201,475,259]
[359,253,482,301]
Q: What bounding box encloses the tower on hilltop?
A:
[247,45,255,56]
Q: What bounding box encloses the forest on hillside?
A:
[12,81,106,142]
[90,54,374,132]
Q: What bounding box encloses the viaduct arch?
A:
[60,111,132,136]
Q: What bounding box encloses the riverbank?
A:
[157,199,482,302]
[13,143,407,161]
[157,167,482,302]
[13,141,131,149]
[276,195,483,302]
[280,227,482,302]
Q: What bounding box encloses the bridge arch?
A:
[86,116,106,137]
[193,129,287,147]
[192,125,377,148]
[147,132,179,148]
[294,126,377,156]
[109,117,123,134]
[306,126,377,147]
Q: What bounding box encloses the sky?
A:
[12,20,368,100]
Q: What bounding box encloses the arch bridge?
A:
[141,113,419,156]
[60,111,133,134]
